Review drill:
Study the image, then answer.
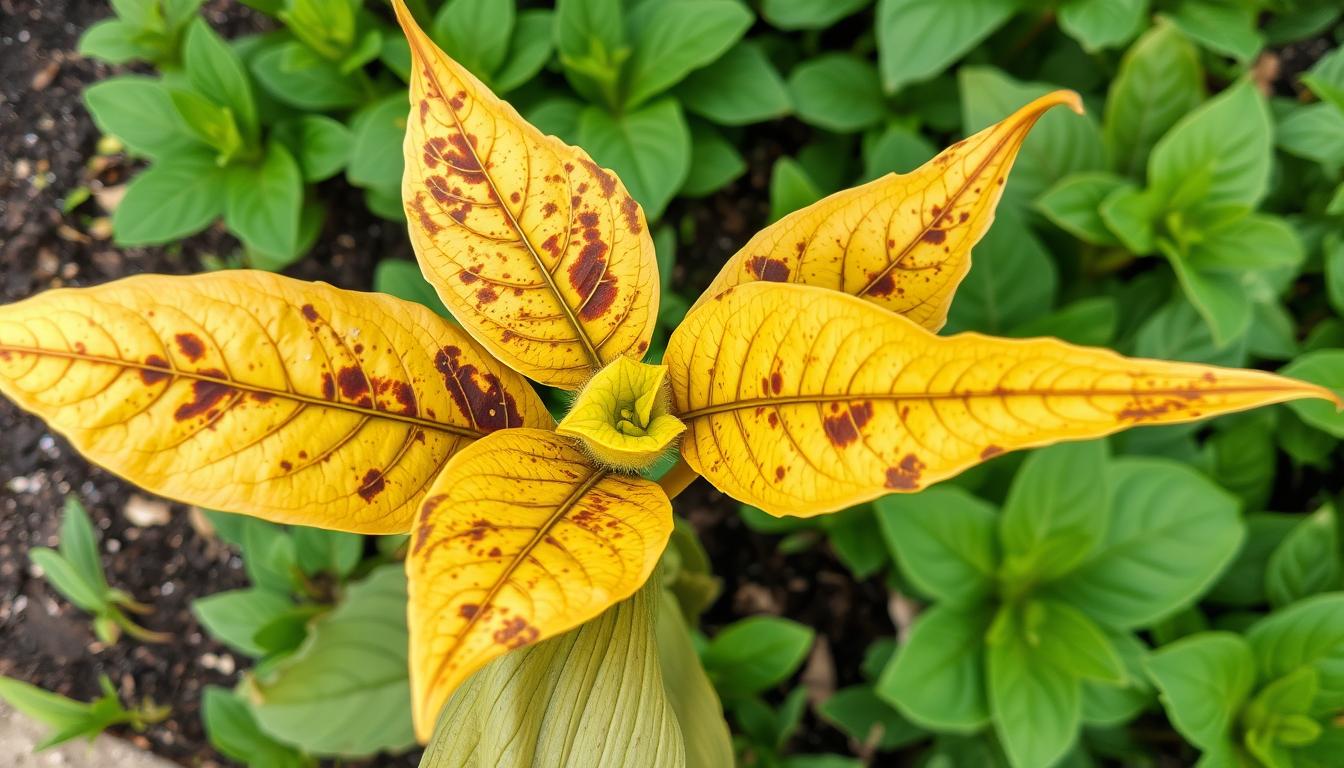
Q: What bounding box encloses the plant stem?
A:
[656,458,700,500]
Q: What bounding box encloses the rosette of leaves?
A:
[4,2,1339,765]
[876,441,1247,767]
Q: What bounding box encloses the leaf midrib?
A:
[678,385,1312,420]
[405,27,604,369]
[0,344,482,439]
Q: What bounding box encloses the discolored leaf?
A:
[665,282,1337,518]
[393,0,659,388]
[691,91,1082,331]
[0,271,551,534]
[407,428,672,739]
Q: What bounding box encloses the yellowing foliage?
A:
[407,428,672,740]
[692,91,1084,331]
[0,271,550,533]
[393,0,659,389]
[666,282,1338,517]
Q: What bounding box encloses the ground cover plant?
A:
[3,1,1344,767]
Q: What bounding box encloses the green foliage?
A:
[875,445,1243,768]
[29,497,169,645]
[0,675,169,751]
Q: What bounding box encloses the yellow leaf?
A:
[556,355,685,470]
[0,271,551,534]
[691,91,1083,331]
[666,282,1338,518]
[392,0,659,389]
[408,428,672,740]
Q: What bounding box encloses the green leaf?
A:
[862,123,936,180]
[624,0,753,109]
[1033,599,1127,684]
[0,677,102,749]
[818,685,924,750]
[678,41,792,126]
[78,19,162,64]
[291,526,364,579]
[702,616,814,697]
[1080,631,1152,726]
[656,592,734,767]
[113,150,228,245]
[493,10,556,94]
[1051,458,1242,630]
[876,486,998,605]
[202,686,310,768]
[821,506,889,580]
[1099,185,1160,253]
[788,53,885,133]
[1326,235,1344,317]
[1145,632,1255,750]
[346,93,408,191]
[1133,295,1246,367]
[1266,505,1341,609]
[682,121,746,198]
[577,98,690,220]
[58,497,109,596]
[1207,513,1297,608]
[421,583,686,768]
[84,76,199,160]
[373,259,453,320]
[877,604,991,731]
[876,0,1016,94]
[768,157,823,223]
[1166,252,1252,347]
[1148,79,1272,211]
[1163,0,1263,61]
[762,0,870,30]
[555,0,626,77]
[1184,213,1304,273]
[944,213,1056,334]
[168,87,244,161]
[272,115,352,182]
[431,0,514,80]
[1208,415,1276,512]
[30,548,106,613]
[183,18,257,142]
[240,519,300,594]
[960,67,1105,210]
[1275,102,1344,166]
[1103,20,1204,179]
[1303,47,1344,114]
[1037,172,1135,246]
[225,142,304,264]
[250,40,364,110]
[252,564,414,756]
[193,588,297,658]
[1000,440,1111,584]
[278,0,355,60]
[1011,297,1117,347]
[1279,351,1344,438]
[987,604,1082,768]
[1058,0,1146,52]
[1247,593,1344,715]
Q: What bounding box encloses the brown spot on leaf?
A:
[770,372,783,395]
[620,196,642,234]
[884,454,925,489]
[174,371,233,422]
[922,229,946,245]
[423,137,448,169]
[321,373,335,400]
[748,256,790,282]
[141,355,171,385]
[458,603,478,619]
[493,617,539,649]
[336,366,371,404]
[174,334,205,361]
[301,304,320,322]
[980,445,1003,460]
[867,270,898,297]
[477,286,498,304]
[581,159,616,197]
[434,346,522,431]
[358,469,386,502]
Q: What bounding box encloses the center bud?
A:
[556,355,685,471]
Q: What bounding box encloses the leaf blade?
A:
[0,271,551,534]
[407,428,672,739]
[665,282,1337,517]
